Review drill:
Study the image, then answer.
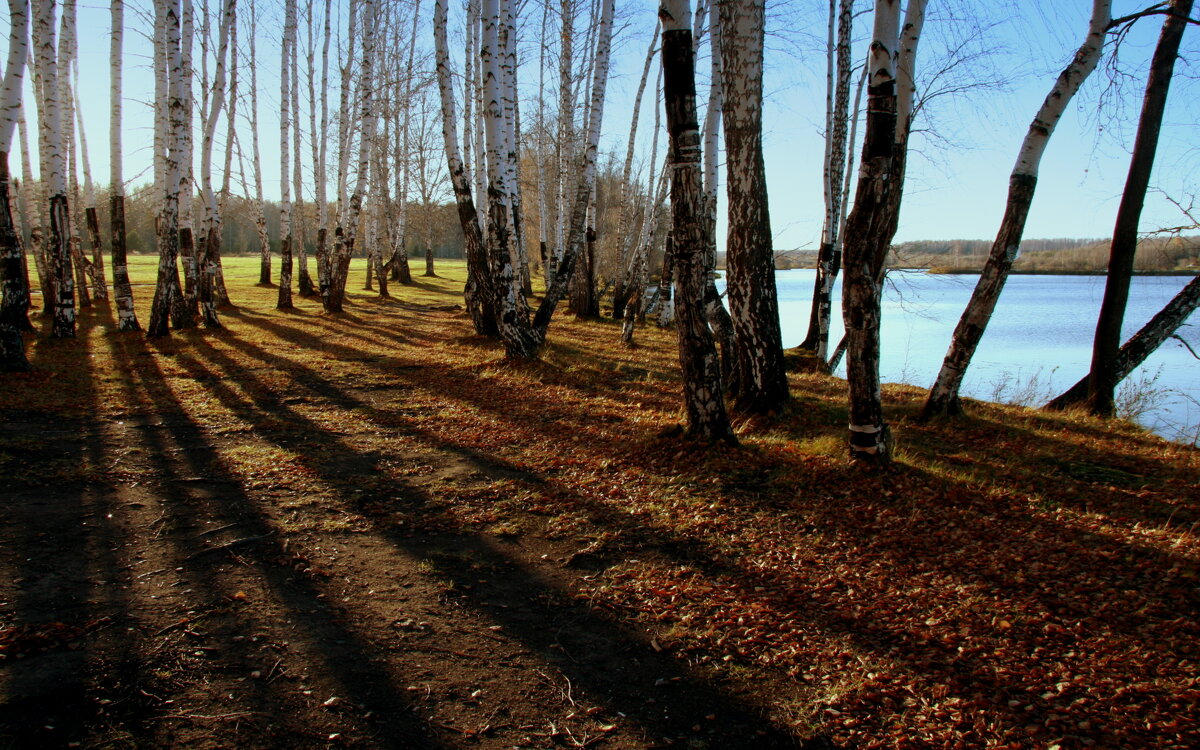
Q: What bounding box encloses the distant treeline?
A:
[770,235,1200,272]
[12,181,469,261]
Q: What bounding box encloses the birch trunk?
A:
[922,0,1111,419]
[549,0,574,283]
[176,0,198,325]
[148,0,186,338]
[699,1,737,390]
[33,0,74,337]
[1,0,30,369]
[213,0,237,308]
[19,102,50,318]
[1047,274,1200,411]
[196,0,233,327]
[530,0,614,339]
[839,0,903,465]
[277,0,296,310]
[329,0,377,312]
[72,72,107,303]
[293,3,312,298]
[481,0,538,357]
[1086,0,1192,417]
[434,0,496,336]
[247,0,270,286]
[58,0,91,312]
[109,0,138,331]
[719,0,788,414]
[658,0,734,442]
[387,0,416,285]
[314,0,333,292]
[802,0,854,359]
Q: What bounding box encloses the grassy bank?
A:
[2,256,1198,748]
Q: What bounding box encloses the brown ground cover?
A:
[1,257,1198,749]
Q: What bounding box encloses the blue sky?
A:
[6,0,1198,250]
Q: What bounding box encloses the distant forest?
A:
[772,236,1200,273]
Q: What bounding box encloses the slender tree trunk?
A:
[481,0,538,357]
[1048,274,1200,411]
[839,0,904,465]
[58,0,91,314]
[530,0,614,340]
[659,0,734,443]
[195,0,233,327]
[720,0,788,414]
[612,27,659,321]
[922,0,1111,419]
[74,88,107,302]
[1086,0,1192,416]
[17,105,49,318]
[148,0,186,338]
[175,0,197,327]
[277,0,296,310]
[1,0,31,370]
[33,0,75,338]
[248,0,270,286]
[434,0,496,335]
[802,0,854,358]
[329,0,377,313]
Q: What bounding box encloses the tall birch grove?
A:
[6,0,1196,459]
[0,0,30,370]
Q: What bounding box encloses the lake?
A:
[720,270,1200,443]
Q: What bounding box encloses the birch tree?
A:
[839,0,926,465]
[326,0,377,312]
[719,0,788,414]
[148,0,187,337]
[801,0,855,360]
[73,70,107,303]
[529,0,614,340]
[247,0,270,286]
[1,0,30,370]
[277,0,296,310]
[196,0,234,326]
[32,0,74,338]
[176,0,198,325]
[109,0,139,331]
[1085,0,1193,416]
[58,0,89,311]
[611,26,659,321]
[434,0,496,336]
[659,0,734,442]
[921,0,1111,419]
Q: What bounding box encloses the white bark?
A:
[923,0,1112,416]
[1,0,29,153]
[614,25,659,308]
[278,0,296,307]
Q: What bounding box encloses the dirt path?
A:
[1,305,804,749]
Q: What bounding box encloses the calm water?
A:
[722,270,1200,442]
